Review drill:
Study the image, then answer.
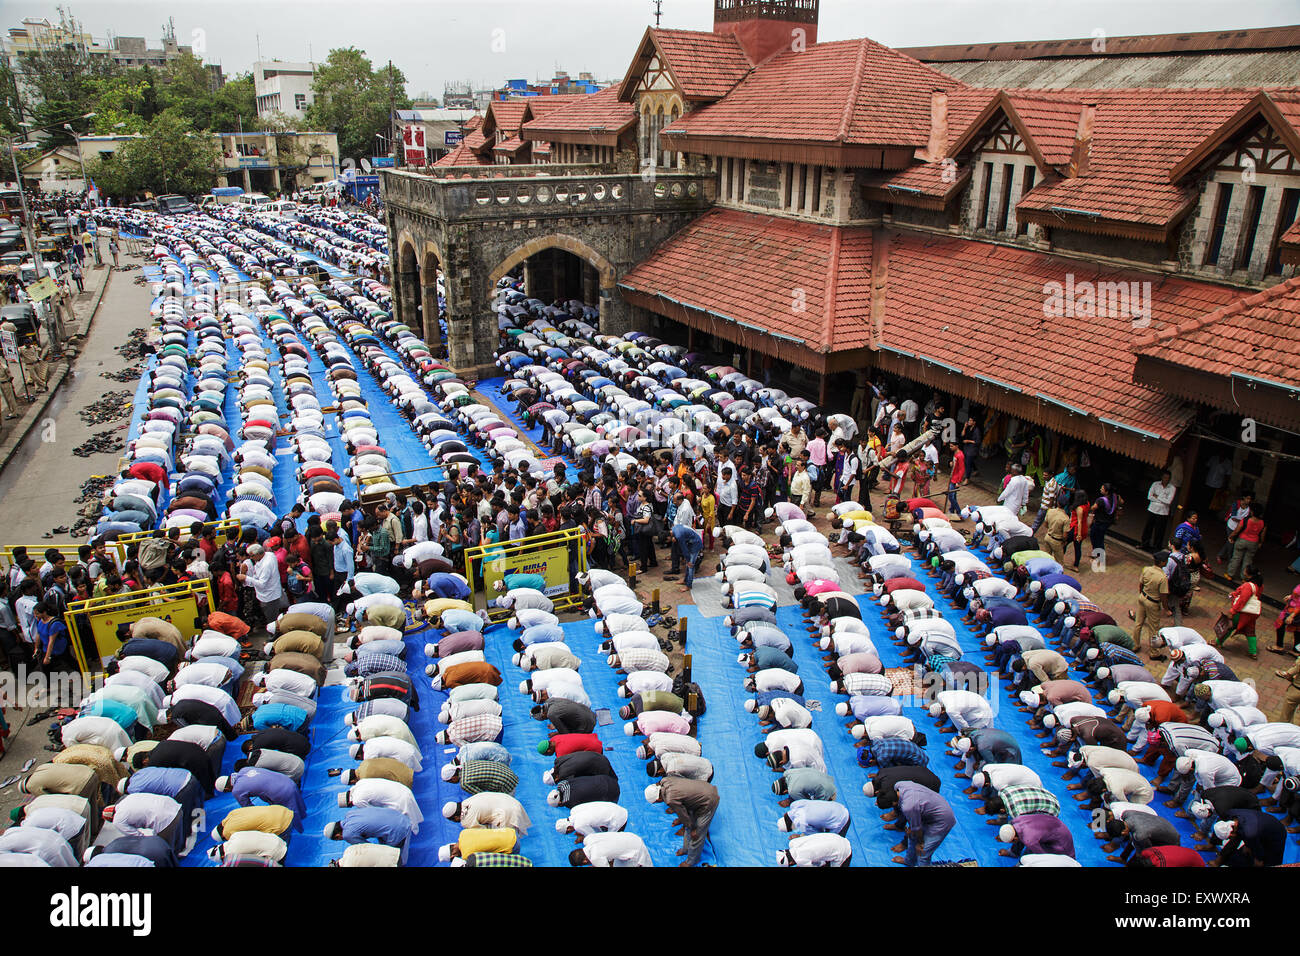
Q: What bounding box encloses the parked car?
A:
[157,194,196,215]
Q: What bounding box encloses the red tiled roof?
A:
[618,208,873,355]
[662,37,970,149]
[1133,276,1300,393]
[860,87,994,199]
[1281,218,1300,250]
[462,129,489,152]
[485,100,529,138]
[463,115,483,131]
[521,87,637,139]
[650,29,754,100]
[433,142,490,167]
[881,230,1244,440]
[525,94,592,116]
[1009,87,1275,229]
[622,207,1247,442]
[1006,92,1085,166]
[493,136,527,154]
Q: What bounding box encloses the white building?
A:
[254,60,316,121]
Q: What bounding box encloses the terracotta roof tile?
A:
[1005,92,1085,166]
[621,207,1246,440]
[663,37,970,148]
[1133,276,1300,392]
[485,100,529,138]
[493,136,527,154]
[650,29,754,100]
[618,208,872,353]
[432,142,491,167]
[521,87,636,138]
[882,231,1244,439]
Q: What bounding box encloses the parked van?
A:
[265,200,299,219]
[236,192,274,209]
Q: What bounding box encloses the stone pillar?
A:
[522,258,534,297]
[983,162,1007,232]
[1213,183,1251,274]
[1247,183,1283,279]
[582,263,599,306]
[242,168,252,192]
[396,267,420,332]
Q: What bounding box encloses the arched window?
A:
[667,104,681,168]
[655,105,665,169]
[640,105,651,165]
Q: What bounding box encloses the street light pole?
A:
[64,124,90,203]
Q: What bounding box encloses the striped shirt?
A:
[1098,643,1142,667]
[1158,723,1219,756]
[459,759,519,796]
[999,785,1061,818]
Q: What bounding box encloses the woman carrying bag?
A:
[1217,565,1263,659]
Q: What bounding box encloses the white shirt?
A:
[899,400,918,423]
[563,801,629,836]
[347,778,423,831]
[770,697,813,729]
[785,832,853,866]
[998,475,1033,515]
[716,474,738,507]
[111,793,182,837]
[20,806,87,844]
[14,595,37,645]
[583,831,652,867]
[1147,480,1176,516]
[219,829,287,864]
[0,826,78,867]
[673,499,695,529]
[247,552,283,603]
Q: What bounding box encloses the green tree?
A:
[209,72,256,133]
[304,48,410,160]
[14,11,117,143]
[83,152,129,197]
[86,72,154,135]
[110,111,219,197]
[0,61,21,134]
[260,112,328,195]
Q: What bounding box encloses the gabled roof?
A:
[523,94,591,117]
[1280,219,1300,265]
[948,89,1082,171]
[481,100,530,140]
[660,37,970,154]
[1167,89,1300,181]
[493,136,527,154]
[520,87,637,145]
[616,27,753,103]
[1006,87,1269,236]
[432,142,491,167]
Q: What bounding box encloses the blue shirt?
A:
[847,695,904,719]
[126,767,204,823]
[119,638,179,669]
[341,806,413,865]
[426,573,470,601]
[35,618,68,657]
[519,624,564,646]
[251,703,310,734]
[229,767,307,830]
[441,609,483,633]
[459,741,511,765]
[503,573,545,592]
[82,697,139,731]
[334,537,356,577]
[354,639,405,658]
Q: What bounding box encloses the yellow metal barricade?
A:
[65,579,214,675]
[463,527,588,621]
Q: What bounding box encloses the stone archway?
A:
[396,235,420,335]
[489,234,618,327]
[420,238,446,355]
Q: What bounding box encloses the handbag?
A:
[1213,612,1233,642]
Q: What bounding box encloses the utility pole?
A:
[387,59,396,166]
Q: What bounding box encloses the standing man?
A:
[890,780,955,866]
[806,429,828,508]
[17,339,47,396]
[0,356,19,420]
[241,544,286,626]
[1142,471,1177,552]
[944,442,965,518]
[645,775,719,867]
[1132,551,1170,658]
[1040,495,1071,564]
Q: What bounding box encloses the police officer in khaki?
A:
[16,338,47,395]
[0,357,19,419]
[1131,551,1170,657]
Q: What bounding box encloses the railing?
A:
[66,579,215,675]
[381,167,713,223]
[462,526,588,620]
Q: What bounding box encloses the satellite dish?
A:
[360,158,373,173]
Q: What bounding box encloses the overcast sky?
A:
[8,0,1299,97]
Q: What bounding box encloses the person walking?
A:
[1219,565,1263,660]
[70,259,84,294]
[16,340,47,395]
[109,237,120,270]
[1066,490,1090,572]
[1090,483,1122,566]
[1225,504,1265,583]
[1217,493,1253,565]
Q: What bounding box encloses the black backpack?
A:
[1168,557,1192,596]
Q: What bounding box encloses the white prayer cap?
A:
[644,784,662,803]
